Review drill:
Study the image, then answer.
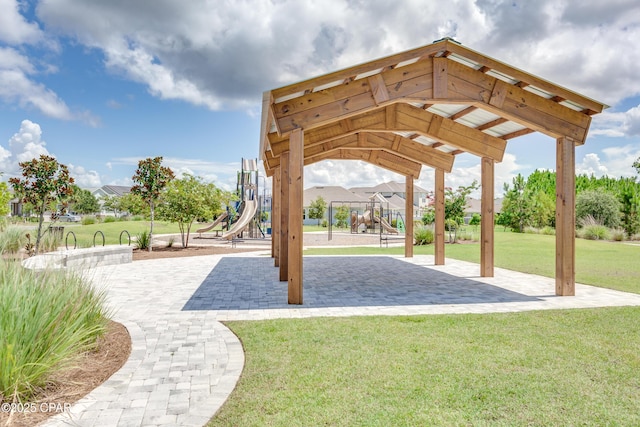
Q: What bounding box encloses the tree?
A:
[529,190,555,228]
[100,194,120,216]
[501,174,531,232]
[634,157,640,174]
[445,181,478,225]
[308,196,327,226]
[118,193,148,217]
[9,155,75,254]
[159,174,225,248]
[469,213,481,228]
[71,186,100,214]
[334,205,350,228]
[131,157,174,252]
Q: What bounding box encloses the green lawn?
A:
[212,307,640,426]
[304,229,640,294]
[22,220,182,248]
[208,229,640,426]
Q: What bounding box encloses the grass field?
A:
[211,307,640,426]
[16,220,183,248]
[208,228,640,426]
[304,229,640,294]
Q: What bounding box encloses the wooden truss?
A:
[260,38,607,304]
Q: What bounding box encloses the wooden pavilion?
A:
[259,38,607,304]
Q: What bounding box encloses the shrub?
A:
[524,227,539,234]
[540,226,556,236]
[581,225,610,240]
[166,236,175,248]
[82,215,97,225]
[0,227,27,254]
[135,229,151,249]
[132,215,145,222]
[458,231,477,242]
[0,260,109,402]
[611,228,626,242]
[576,190,621,229]
[414,226,434,245]
[103,216,117,223]
[421,209,435,225]
[579,215,610,240]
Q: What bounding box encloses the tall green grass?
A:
[0,227,27,254]
[0,261,110,402]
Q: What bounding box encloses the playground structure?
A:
[328,193,405,243]
[197,158,269,241]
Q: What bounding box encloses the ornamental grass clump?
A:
[414,225,434,245]
[0,227,27,255]
[0,260,110,403]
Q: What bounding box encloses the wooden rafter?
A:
[269,104,506,161]
[445,60,593,143]
[305,148,422,178]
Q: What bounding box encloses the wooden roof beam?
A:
[272,59,435,134]
[445,59,593,143]
[305,149,422,179]
[270,41,446,101]
[270,104,505,162]
[395,103,506,161]
[444,42,606,114]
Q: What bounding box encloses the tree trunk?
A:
[35,202,46,255]
[149,201,154,252]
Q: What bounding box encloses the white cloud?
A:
[67,164,101,188]
[0,0,44,44]
[1,120,103,187]
[591,104,640,138]
[33,0,640,111]
[0,47,77,121]
[575,153,609,176]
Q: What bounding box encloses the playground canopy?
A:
[260,38,608,304]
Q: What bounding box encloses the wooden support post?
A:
[279,152,289,281]
[480,157,494,277]
[272,168,280,264]
[288,129,304,304]
[556,137,576,296]
[405,175,414,257]
[434,168,445,265]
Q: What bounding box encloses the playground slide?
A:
[356,210,398,234]
[376,216,399,234]
[195,212,229,234]
[222,199,258,240]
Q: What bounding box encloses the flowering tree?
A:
[131,157,174,252]
[9,155,75,254]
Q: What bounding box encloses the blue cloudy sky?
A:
[1,0,639,194]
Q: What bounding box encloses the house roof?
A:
[303,185,368,206]
[260,38,607,178]
[93,185,131,197]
